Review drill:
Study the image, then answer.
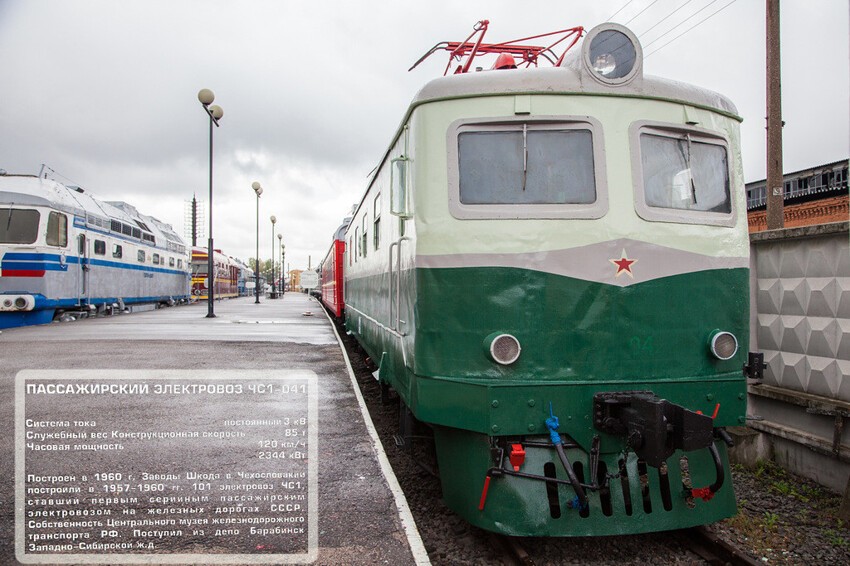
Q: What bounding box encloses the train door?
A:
[77,233,89,305]
[388,235,411,333]
[388,150,412,334]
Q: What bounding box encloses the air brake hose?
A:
[707,442,724,494]
[545,406,588,509]
[691,442,725,501]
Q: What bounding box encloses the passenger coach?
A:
[0,173,191,328]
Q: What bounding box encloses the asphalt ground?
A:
[0,293,428,565]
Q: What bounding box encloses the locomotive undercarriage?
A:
[390,383,741,537]
[478,390,734,517]
[431,427,737,536]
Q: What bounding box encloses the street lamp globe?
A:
[198,88,215,106]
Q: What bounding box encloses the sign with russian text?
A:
[15,369,318,564]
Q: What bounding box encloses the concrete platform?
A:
[0,293,429,565]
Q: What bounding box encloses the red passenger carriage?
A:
[319,218,351,318]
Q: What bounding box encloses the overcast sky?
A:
[1,1,847,272]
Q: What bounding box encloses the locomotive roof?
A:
[0,174,185,247]
[411,65,740,120]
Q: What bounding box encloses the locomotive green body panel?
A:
[345,266,748,443]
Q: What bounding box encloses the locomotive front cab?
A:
[338,22,755,536]
[389,23,753,536]
[0,189,72,328]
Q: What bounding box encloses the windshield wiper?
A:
[5,204,14,232]
[687,136,698,205]
[676,137,698,206]
[522,124,528,191]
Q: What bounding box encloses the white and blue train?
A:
[0,172,191,329]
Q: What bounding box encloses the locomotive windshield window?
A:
[458,128,596,205]
[0,208,39,244]
[640,133,730,214]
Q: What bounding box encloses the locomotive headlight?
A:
[592,53,617,76]
[1,295,34,311]
[582,23,642,85]
[484,333,522,365]
[709,330,739,360]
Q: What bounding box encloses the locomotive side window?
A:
[137,250,145,263]
[632,123,735,227]
[46,211,68,247]
[390,157,411,218]
[113,244,123,258]
[0,208,39,244]
[448,118,607,219]
[361,214,367,258]
[94,240,106,255]
[373,193,381,250]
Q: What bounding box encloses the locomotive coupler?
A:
[592,391,714,468]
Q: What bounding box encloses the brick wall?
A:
[748,195,849,233]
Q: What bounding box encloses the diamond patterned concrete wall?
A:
[754,230,850,401]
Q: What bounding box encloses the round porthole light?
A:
[710,330,739,360]
[582,23,642,85]
[485,333,522,365]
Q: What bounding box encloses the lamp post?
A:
[280,243,286,295]
[198,88,223,318]
[251,182,263,304]
[277,234,283,295]
[270,215,277,298]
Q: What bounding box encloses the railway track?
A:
[489,534,533,566]
[493,527,760,566]
[677,526,762,566]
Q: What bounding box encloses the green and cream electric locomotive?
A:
[341,22,760,536]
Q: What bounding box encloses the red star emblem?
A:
[610,249,637,278]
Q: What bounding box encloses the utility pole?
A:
[191,195,198,247]
[766,0,784,229]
